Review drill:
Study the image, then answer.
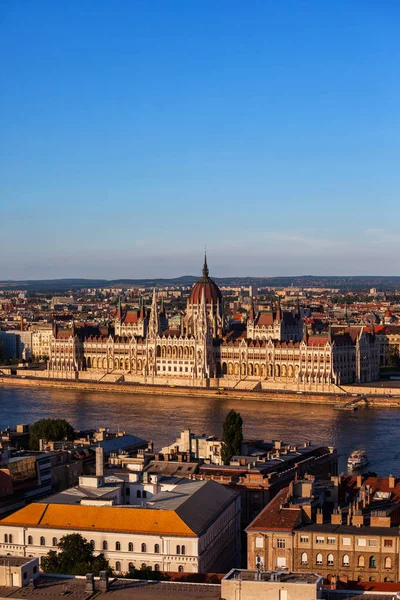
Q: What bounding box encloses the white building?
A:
[0,462,241,574]
[161,428,223,465]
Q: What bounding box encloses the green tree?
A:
[41,533,112,576]
[221,409,243,464]
[29,418,75,450]
[387,347,400,368]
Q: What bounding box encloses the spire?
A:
[296,296,300,317]
[139,296,145,320]
[249,300,255,322]
[302,321,309,343]
[202,252,209,281]
[276,296,282,322]
[117,296,122,321]
[160,297,166,316]
[147,288,159,339]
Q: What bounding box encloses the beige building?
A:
[160,428,223,465]
[31,325,53,359]
[0,465,241,575]
[46,257,379,389]
[221,569,323,600]
[246,475,400,584]
[0,556,39,588]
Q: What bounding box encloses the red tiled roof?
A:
[246,488,301,532]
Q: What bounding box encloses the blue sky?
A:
[1,0,399,279]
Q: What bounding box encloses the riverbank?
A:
[2,375,400,407]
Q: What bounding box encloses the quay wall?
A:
[1,374,400,407]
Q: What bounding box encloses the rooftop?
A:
[0,577,221,599]
[0,555,37,567]
[223,568,321,585]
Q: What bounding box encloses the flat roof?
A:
[2,577,221,599]
[223,569,321,585]
[0,555,37,567]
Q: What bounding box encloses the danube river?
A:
[1,386,399,475]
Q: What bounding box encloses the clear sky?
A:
[1,1,399,279]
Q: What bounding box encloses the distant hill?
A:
[1,275,400,293]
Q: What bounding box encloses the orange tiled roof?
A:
[0,503,196,537]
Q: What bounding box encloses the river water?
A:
[1,386,399,476]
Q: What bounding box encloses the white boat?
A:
[347,449,368,470]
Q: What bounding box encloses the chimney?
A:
[316,509,323,525]
[331,509,342,525]
[352,513,364,527]
[96,446,104,478]
[388,475,395,489]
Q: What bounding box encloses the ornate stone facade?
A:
[48,257,379,387]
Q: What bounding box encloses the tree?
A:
[221,409,243,464]
[41,533,112,576]
[387,346,400,368]
[29,418,75,450]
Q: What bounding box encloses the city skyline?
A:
[1,1,399,278]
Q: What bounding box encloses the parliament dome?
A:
[189,256,222,305]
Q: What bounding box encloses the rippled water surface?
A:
[1,386,399,475]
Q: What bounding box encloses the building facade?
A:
[246,475,400,584]
[47,257,379,388]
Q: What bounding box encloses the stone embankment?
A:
[1,375,400,407]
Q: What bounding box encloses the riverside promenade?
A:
[1,373,400,408]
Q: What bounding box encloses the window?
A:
[301,552,308,564]
[40,536,46,546]
[316,536,324,544]
[126,488,130,496]
[358,556,365,567]
[342,537,351,546]
[369,556,377,568]
[154,564,160,571]
[277,539,286,549]
[4,534,8,543]
[116,541,121,551]
[28,536,33,545]
[142,490,147,499]
[141,563,147,569]
[369,539,378,547]
[357,538,366,547]
[154,544,160,553]
[103,541,108,551]
[137,490,141,498]
[384,539,393,548]
[385,557,392,569]
[300,536,309,543]
[327,554,334,566]
[176,545,181,554]
[327,537,336,545]
[128,562,134,571]
[255,537,264,548]
[115,561,121,572]
[33,567,37,574]
[141,543,146,553]
[129,542,134,552]
[52,537,57,546]
[181,545,186,555]
[178,565,184,573]
[342,555,350,567]
[316,553,323,565]
[90,540,95,549]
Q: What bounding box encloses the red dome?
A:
[189,256,222,304]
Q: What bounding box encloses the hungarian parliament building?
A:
[48,258,379,389]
